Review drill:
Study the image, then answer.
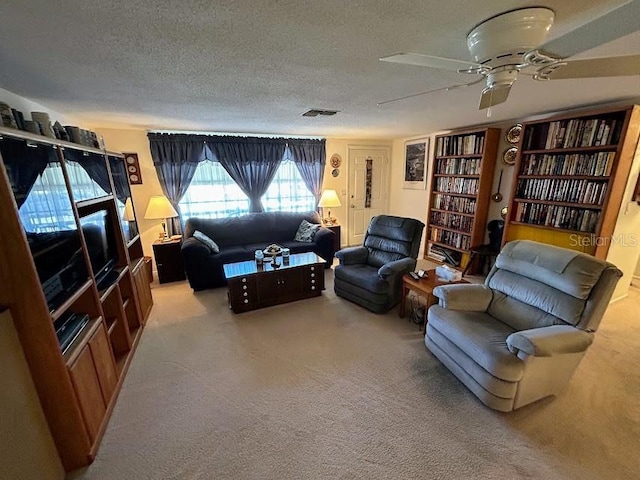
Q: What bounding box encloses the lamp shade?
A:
[318,189,341,208]
[123,197,136,221]
[144,195,178,219]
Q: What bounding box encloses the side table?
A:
[323,224,341,252]
[399,269,469,332]
[152,238,186,283]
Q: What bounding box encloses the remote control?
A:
[409,271,420,280]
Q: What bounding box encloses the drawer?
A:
[228,275,257,309]
[302,264,324,292]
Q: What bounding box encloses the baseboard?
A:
[610,292,629,303]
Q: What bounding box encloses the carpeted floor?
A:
[70,269,640,480]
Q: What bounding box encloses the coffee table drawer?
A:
[227,275,258,312]
[302,264,324,293]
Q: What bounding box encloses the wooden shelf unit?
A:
[425,127,500,269]
[504,105,640,258]
[0,127,153,472]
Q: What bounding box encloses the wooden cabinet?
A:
[88,322,118,403]
[425,127,500,270]
[67,322,116,443]
[323,224,341,252]
[0,127,153,472]
[152,238,186,283]
[132,259,153,324]
[504,105,640,258]
[225,254,325,313]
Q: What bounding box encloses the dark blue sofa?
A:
[181,211,335,291]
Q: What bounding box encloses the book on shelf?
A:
[523,116,622,150]
[436,133,486,157]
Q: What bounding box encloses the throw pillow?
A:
[193,230,220,253]
[294,219,320,243]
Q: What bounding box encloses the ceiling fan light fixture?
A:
[467,7,555,65]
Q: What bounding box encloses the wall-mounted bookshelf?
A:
[425,127,500,269]
[504,104,640,258]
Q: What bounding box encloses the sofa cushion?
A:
[294,219,320,242]
[192,230,220,253]
[428,305,523,382]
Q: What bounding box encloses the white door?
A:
[347,146,390,246]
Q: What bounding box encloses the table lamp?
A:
[144,195,178,240]
[318,189,341,226]
[123,197,136,222]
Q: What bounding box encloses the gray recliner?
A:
[426,240,622,412]
[334,215,424,313]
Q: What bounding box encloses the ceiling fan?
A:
[379,2,640,109]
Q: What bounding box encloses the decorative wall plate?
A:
[330,153,342,168]
[124,152,143,184]
[331,168,340,177]
[502,146,518,166]
[505,124,522,144]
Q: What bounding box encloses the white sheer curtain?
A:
[178,160,250,220]
[262,160,316,212]
[19,161,108,233]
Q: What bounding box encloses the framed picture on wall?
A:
[403,138,429,190]
[123,152,143,184]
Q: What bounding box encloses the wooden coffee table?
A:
[223,252,325,313]
[399,269,469,332]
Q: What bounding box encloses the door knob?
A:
[351,205,355,208]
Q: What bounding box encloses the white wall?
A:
[0,312,64,480]
[324,138,393,247]
[0,87,78,126]
[606,139,640,301]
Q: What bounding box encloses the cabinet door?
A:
[68,344,106,443]
[89,323,118,405]
[133,263,153,323]
[277,268,303,297]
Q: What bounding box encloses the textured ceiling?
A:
[0,0,638,138]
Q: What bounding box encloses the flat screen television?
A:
[80,209,120,289]
[0,137,91,313]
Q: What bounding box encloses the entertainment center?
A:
[0,126,153,471]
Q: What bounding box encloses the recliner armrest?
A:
[433,284,492,311]
[335,246,368,265]
[506,325,594,357]
[378,257,415,279]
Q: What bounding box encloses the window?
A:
[19,161,109,232]
[179,159,317,220]
[178,160,250,220]
[262,160,316,212]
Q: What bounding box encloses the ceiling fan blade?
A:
[379,53,484,72]
[377,78,484,106]
[478,84,511,110]
[539,0,640,58]
[547,54,640,79]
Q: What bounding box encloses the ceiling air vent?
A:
[302,109,339,117]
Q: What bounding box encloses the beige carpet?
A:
[70,270,640,480]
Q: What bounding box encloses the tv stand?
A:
[0,128,154,472]
[97,268,120,291]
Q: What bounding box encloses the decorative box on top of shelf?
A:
[425,127,500,270]
[504,104,640,259]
